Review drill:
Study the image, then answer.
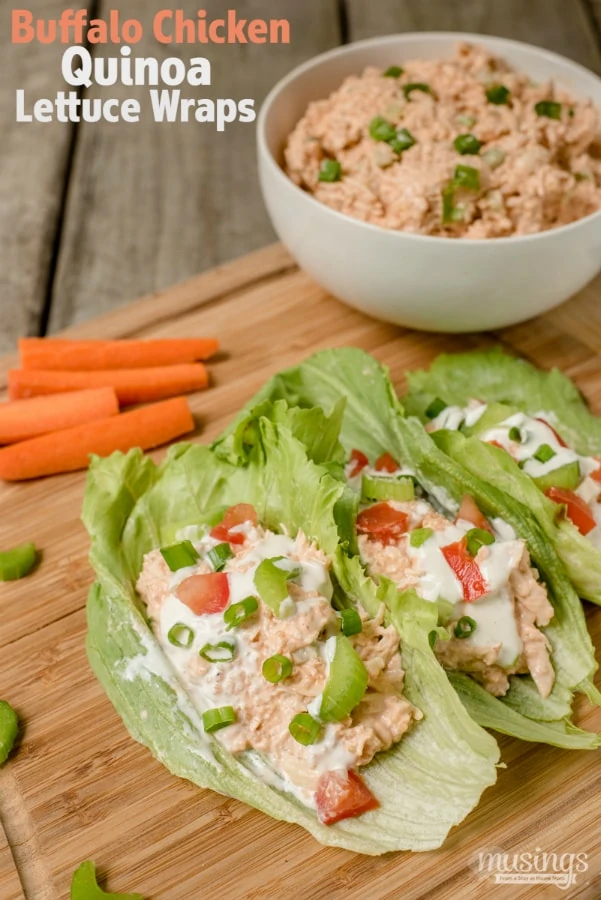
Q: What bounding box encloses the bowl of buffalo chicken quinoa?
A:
[257,33,601,331]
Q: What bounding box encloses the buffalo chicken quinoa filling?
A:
[136,503,421,826]
[427,399,601,548]
[285,43,601,238]
[346,450,555,698]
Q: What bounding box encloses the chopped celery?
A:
[0,542,37,581]
[361,473,415,503]
[532,461,581,492]
[319,636,368,722]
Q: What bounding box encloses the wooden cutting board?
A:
[1,243,601,900]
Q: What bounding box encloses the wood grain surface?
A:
[2,244,601,899]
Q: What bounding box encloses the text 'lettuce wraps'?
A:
[83,411,499,854]
[404,348,601,607]
[216,348,601,750]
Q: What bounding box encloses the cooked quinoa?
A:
[284,43,601,238]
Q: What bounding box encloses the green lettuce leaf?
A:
[83,415,499,854]
[226,349,601,748]
[404,347,601,455]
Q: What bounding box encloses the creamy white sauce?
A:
[407,524,465,604]
[149,526,367,808]
[456,588,522,667]
[431,403,601,548]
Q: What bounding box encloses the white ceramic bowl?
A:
[257,32,601,332]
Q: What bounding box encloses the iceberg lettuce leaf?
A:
[227,349,600,747]
[83,417,499,854]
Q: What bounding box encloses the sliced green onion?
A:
[0,701,18,765]
[0,543,37,582]
[318,159,342,183]
[410,527,434,548]
[535,100,562,120]
[533,443,556,464]
[207,542,233,572]
[289,713,322,746]
[486,84,510,105]
[160,540,199,572]
[224,596,259,631]
[361,473,415,503]
[574,171,591,182]
[340,608,363,637]
[453,133,482,155]
[384,65,404,78]
[203,706,237,733]
[508,426,522,442]
[262,654,293,683]
[425,397,447,419]
[254,557,300,617]
[456,113,477,128]
[369,116,397,142]
[481,147,506,169]
[466,527,495,557]
[167,623,195,648]
[428,630,438,650]
[199,641,236,663]
[442,185,464,224]
[454,616,477,639]
[389,127,416,154]
[319,636,368,722]
[403,82,432,99]
[454,164,480,191]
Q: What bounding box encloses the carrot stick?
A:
[19,337,219,371]
[8,364,209,405]
[0,397,194,481]
[0,388,119,444]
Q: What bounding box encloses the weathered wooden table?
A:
[2,0,601,354]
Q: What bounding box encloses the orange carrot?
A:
[0,388,119,444]
[0,397,194,481]
[8,364,208,405]
[19,337,219,371]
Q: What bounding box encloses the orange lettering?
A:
[12,10,34,43]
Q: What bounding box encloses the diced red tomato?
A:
[348,449,369,478]
[455,495,493,534]
[176,573,230,614]
[534,417,568,448]
[315,770,379,825]
[374,452,399,473]
[356,503,409,545]
[210,503,258,545]
[590,461,601,485]
[545,487,596,536]
[441,537,489,602]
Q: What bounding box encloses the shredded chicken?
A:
[285,42,601,238]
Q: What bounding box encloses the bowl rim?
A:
[257,30,601,248]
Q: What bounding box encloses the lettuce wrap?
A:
[215,348,601,750]
[83,410,500,853]
[404,349,601,606]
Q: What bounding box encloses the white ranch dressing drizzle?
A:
[431,403,601,546]
[152,527,365,802]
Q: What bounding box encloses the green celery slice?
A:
[319,636,368,722]
[532,461,581,492]
[0,542,37,581]
[361,473,415,503]
[0,701,18,765]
